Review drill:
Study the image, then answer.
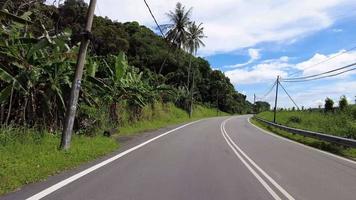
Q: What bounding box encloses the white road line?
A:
[220,120,282,200]
[223,118,295,200]
[247,117,356,165]
[26,120,202,200]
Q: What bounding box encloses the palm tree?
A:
[165,2,192,48]
[185,22,205,117]
[159,2,192,74]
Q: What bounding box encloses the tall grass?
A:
[256,105,356,139]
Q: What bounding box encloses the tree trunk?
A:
[109,102,118,123]
[0,103,4,125]
[22,97,28,126]
[5,84,14,126]
[187,56,192,89]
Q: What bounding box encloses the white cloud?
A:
[225,48,261,68]
[225,56,291,84]
[45,0,354,56]
[332,28,343,32]
[226,50,356,85]
[295,50,356,76]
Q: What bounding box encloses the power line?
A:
[143,0,165,37]
[282,61,356,81]
[282,67,356,82]
[287,45,356,78]
[256,80,277,101]
[279,82,299,109]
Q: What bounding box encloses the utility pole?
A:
[189,69,195,118]
[60,0,97,150]
[216,90,219,116]
[253,93,256,115]
[273,76,280,123]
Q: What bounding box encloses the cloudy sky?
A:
[52,0,356,108]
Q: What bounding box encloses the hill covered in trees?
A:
[0,0,252,132]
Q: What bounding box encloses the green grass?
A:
[0,103,226,195]
[250,118,356,160]
[0,128,118,195]
[118,103,228,136]
[256,106,356,138]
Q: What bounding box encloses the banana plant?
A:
[0,13,77,126]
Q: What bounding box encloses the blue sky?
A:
[51,0,356,108]
[205,12,356,107]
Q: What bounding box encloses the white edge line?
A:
[223,118,295,200]
[247,117,356,165]
[220,119,282,200]
[26,120,202,200]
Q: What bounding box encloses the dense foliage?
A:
[254,101,271,113]
[0,0,252,134]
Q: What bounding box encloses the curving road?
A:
[2,116,356,200]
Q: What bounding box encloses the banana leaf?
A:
[0,10,32,24]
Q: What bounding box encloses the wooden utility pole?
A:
[60,0,97,150]
[273,76,279,123]
[189,68,194,118]
[216,90,219,116]
[253,93,256,114]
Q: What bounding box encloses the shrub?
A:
[288,116,302,124]
[339,95,348,111]
[325,98,334,112]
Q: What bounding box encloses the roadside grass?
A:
[0,129,118,195]
[256,106,356,139]
[250,118,356,160]
[0,103,226,195]
[118,103,228,136]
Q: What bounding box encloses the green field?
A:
[0,104,223,195]
[256,106,356,139]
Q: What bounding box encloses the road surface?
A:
[2,116,356,200]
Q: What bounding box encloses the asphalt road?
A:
[2,116,356,200]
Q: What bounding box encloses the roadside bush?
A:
[288,116,302,124]
[339,95,348,111]
[325,98,334,112]
[352,107,356,120]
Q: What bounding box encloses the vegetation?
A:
[254,101,270,113]
[256,104,356,139]
[0,0,251,131]
[250,118,356,160]
[0,129,118,195]
[324,97,334,112]
[339,95,348,111]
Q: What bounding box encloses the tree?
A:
[158,2,192,74]
[185,22,205,117]
[339,95,348,111]
[255,101,270,113]
[325,97,334,112]
[164,2,192,49]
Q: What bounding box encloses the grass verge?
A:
[250,118,356,160]
[0,130,118,195]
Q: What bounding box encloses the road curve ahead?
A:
[2,116,356,200]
